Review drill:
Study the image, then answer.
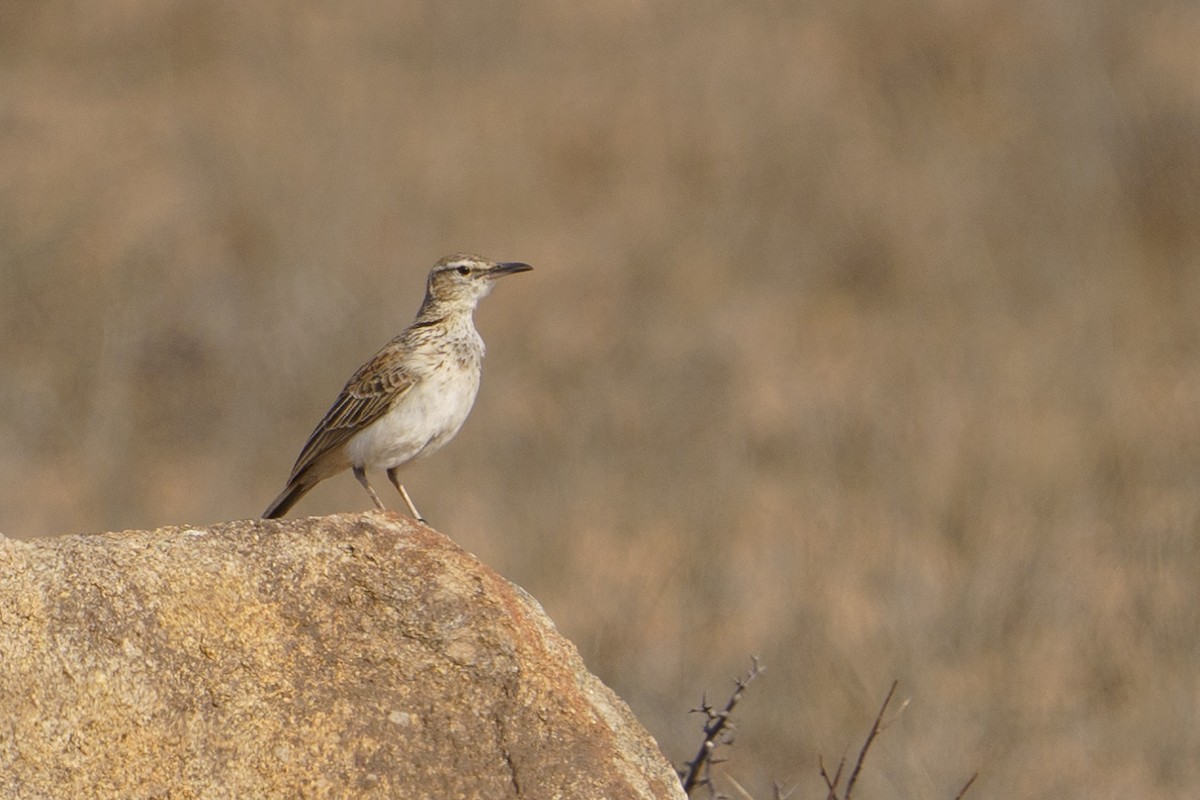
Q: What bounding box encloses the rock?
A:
[0,512,685,799]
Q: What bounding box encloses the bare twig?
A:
[816,681,906,800]
[819,753,845,800]
[843,680,899,800]
[679,657,764,795]
[774,781,799,800]
[725,772,753,799]
[953,772,979,800]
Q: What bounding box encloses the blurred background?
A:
[2,1,1199,796]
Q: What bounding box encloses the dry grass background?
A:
[2,1,1199,797]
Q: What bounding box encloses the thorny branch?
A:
[679,657,764,796]
[681,673,976,800]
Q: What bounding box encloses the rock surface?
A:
[0,512,685,799]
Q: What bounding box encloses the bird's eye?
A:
[456,266,471,276]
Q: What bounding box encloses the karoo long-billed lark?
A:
[263,253,532,520]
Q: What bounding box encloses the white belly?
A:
[345,366,481,470]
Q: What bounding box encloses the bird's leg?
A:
[353,466,386,511]
[387,467,425,522]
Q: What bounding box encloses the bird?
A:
[262,253,532,520]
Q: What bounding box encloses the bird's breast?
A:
[345,352,483,471]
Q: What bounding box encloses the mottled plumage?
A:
[263,254,532,520]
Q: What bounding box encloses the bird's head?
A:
[423,253,533,310]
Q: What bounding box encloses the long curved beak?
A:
[489,262,533,278]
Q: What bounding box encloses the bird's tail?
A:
[262,475,318,519]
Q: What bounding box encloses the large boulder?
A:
[0,512,684,799]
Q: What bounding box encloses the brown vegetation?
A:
[2,2,1198,796]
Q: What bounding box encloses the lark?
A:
[263,253,532,520]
